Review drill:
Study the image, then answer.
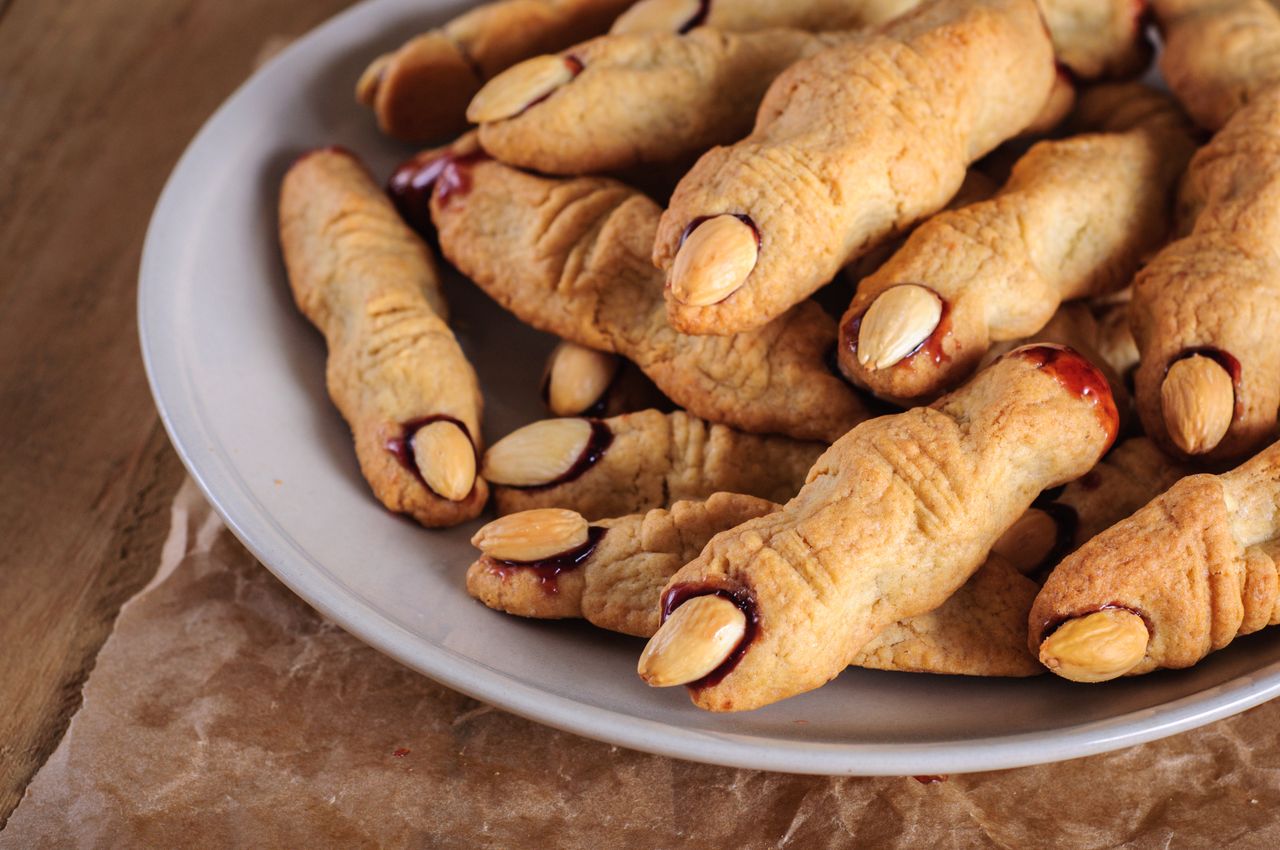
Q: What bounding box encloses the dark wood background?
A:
[0,0,359,823]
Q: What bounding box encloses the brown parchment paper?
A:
[5,480,1280,849]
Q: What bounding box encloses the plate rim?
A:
[137,0,1280,775]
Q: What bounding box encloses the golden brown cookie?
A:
[356,0,634,141]
[469,27,843,174]
[1029,438,1280,683]
[653,0,1056,337]
[637,344,1118,710]
[278,148,487,527]
[481,409,825,519]
[992,436,1197,576]
[1155,0,1280,131]
[610,0,919,34]
[403,146,870,443]
[1130,85,1280,461]
[837,83,1195,406]
[467,496,1040,675]
[613,0,1149,81]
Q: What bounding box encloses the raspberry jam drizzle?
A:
[511,420,614,491]
[1012,344,1119,449]
[488,526,607,594]
[660,583,759,689]
[386,415,477,495]
[387,148,490,232]
[678,0,712,33]
[677,213,761,252]
[1168,347,1243,420]
[841,286,953,370]
[1038,602,1151,645]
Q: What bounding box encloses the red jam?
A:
[1038,602,1150,645]
[660,583,758,689]
[678,0,712,33]
[913,775,948,785]
[488,526,607,594]
[1012,344,1119,449]
[387,148,489,231]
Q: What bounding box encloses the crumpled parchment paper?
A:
[4,480,1280,849]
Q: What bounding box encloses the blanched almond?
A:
[1039,609,1148,683]
[991,508,1059,574]
[1161,355,1234,455]
[356,52,392,105]
[545,342,620,416]
[669,215,759,307]
[482,418,593,487]
[856,284,943,370]
[637,595,745,687]
[610,0,703,34]
[413,420,476,501]
[467,54,577,124]
[471,508,590,562]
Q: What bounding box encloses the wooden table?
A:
[0,0,359,824]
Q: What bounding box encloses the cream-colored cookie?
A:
[481,410,825,519]
[278,148,487,526]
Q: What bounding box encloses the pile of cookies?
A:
[278,0,1280,712]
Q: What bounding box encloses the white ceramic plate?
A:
[139,0,1280,775]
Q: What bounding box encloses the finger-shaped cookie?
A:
[610,0,917,35]
[992,436,1196,575]
[1130,86,1280,461]
[279,148,487,526]
[467,497,1041,675]
[405,146,871,442]
[467,493,777,636]
[356,0,634,141]
[1029,439,1280,683]
[470,28,839,174]
[654,0,1056,337]
[481,409,825,519]
[1155,0,1280,131]
[637,344,1118,710]
[837,83,1195,405]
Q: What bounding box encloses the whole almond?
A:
[669,215,759,307]
[467,54,577,124]
[356,52,392,106]
[856,284,943,370]
[471,508,590,562]
[637,595,746,687]
[610,0,703,34]
[1038,609,1148,683]
[545,341,620,416]
[1161,355,1234,455]
[482,418,594,487]
[991,508,1059,574]
[413,420,476,501]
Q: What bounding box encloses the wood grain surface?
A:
[0,0,357,824]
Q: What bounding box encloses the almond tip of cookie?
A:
[856,284,943,370]
[1161,355,1234,456]
[991,508,1059,574]
[413,421,476,501]
[669,216,759,307]
[482,418,594,487]
[1038,609,1148,683]
[356,53,392,105]
[611,0,704,33]
[471,508,590,562]
[637,596,745,687]
[546,342,619,416]
[466,54,577,124]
